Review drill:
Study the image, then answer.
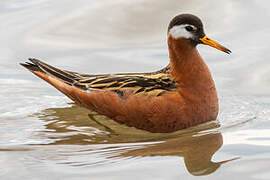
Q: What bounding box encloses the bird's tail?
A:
[20,58,90,103]
[20,58,78,85]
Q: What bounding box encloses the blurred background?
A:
[1,0,270,179]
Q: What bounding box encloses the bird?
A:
[20,14,231,133]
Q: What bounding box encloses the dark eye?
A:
[185,26,194,32]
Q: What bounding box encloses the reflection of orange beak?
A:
[200,36,231,54]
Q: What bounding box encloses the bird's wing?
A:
[21,58,177,97]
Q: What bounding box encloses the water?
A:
[1,0,270,179]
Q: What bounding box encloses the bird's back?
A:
[22,58,178,97]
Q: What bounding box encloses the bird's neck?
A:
[167,35,217,101]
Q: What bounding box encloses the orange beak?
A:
[200,36,231,54]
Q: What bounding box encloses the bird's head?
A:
[168,14,231,54]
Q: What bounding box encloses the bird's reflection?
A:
[119,132,237,176]
[37,104,237,176]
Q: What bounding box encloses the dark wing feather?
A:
[21,58,177,97]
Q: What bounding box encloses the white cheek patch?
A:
[169,24,196,39]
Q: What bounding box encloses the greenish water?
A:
[1,0,270,179]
